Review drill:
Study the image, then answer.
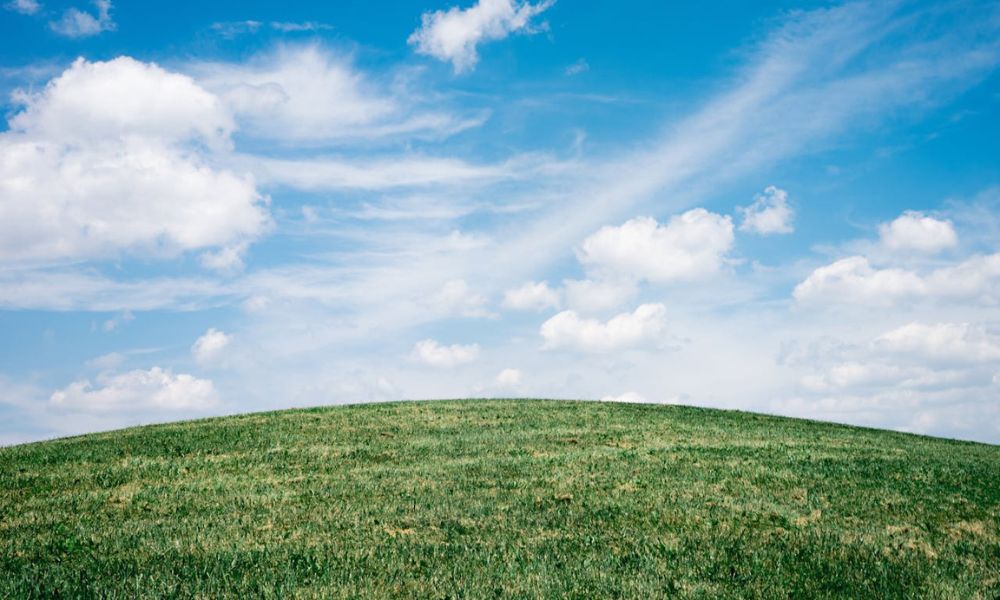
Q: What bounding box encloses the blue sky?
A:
[1,0,999,444]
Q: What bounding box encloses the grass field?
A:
[1,399,998,598]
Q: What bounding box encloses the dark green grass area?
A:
[1,400,998,598]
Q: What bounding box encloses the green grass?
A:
[1,400,998,598]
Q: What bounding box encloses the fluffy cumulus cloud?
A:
[502,281,561,311]
[578,209,734,283]
[410,339,481,367]
[9,56,233,145]
[540,303,667,353]
[878,211,958,254]
[793,254,1000,305]
[191,328,232,365]
[793,256,924,305]
[0,57,270,268]
[408,0,554,73]
[738,185,793,235]
[49,367,218,413]
[50,0,115,38]
[192,45,474,143]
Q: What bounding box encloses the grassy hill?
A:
[1,400,998,598]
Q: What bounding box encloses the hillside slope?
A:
[1,400,998,598]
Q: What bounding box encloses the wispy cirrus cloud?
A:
[190,45,484,144]
[211,20,333,39]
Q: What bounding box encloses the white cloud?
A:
[502,281,560,311]
[874,322,1000,364]
[50,367,218,413]
[410,339,480,367]
[562,278,637,313]
[0,57,270,266]
[211,20,262,39]
[211,21,332,38]
[495,368,522,387]
[270,21,332,33]
[738,185,793,235]
[49,0,114,38]
[192,328,232,365]
[408,0,554,73]
[192,45,477,144]
[578,210,734,283]
[5,0,40,15]
[600,391,648,403]
[199,242,251,273]
[793,256,925,305]
[564,59,589,76]
[10,57,233,145]
[927,253,1000,301]
[878,211,958,254]
[102,310,133,332]
[540,303,667,353]
[794,254,1000,306]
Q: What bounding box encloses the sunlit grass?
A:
[2,400,998,598]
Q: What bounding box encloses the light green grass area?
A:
[1,399,998,598]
